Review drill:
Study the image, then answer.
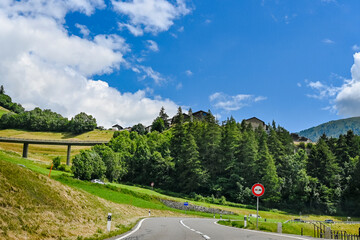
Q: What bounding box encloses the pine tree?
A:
[267,128,286,176]
[256,132,280,204]
[307,138,341,189]
[236,130,257,188]
[159,106,169,128]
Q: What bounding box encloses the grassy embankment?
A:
[0,129,114,163]
[0,150,192,240]
[0,106,10,117]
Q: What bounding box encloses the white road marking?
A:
[115,218,148,240]
[213,221,312,240]
[180,219,211,240]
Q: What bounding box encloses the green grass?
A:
[0,129,114,163]
[219,220,315,237]
[0,106,10,117]
[0,155,140,240]
[55,175,167,210]
[0,150,68,177]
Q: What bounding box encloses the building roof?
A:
[245,117,265,125]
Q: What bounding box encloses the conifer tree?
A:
[256,131,280,204]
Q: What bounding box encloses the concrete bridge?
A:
[0,137,109,165]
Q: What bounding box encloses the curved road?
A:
[108,217,318,240]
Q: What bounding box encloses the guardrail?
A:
[0,137,108,145]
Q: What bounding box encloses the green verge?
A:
[218,220,342,238]
[0,149,234,219]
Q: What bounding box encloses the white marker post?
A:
[251,183,265,229]
[107,213,112,232]
[244,215,247,228]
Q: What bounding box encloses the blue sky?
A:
[2,0,360,132]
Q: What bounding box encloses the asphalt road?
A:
[109,217,319,240]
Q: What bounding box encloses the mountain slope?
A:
[298,117,360,142]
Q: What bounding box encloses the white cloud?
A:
[118,22,144,36]
[322,38,335,44]
[306,80,341,99]
[0,1,178,127]
[335,53,360,116]
[209,92,266,111]
[0,0,105,20]
[352,44,360,51]
[307,53,360,117]
[297,82,302,87]
[146,40,159,52]
[112,0,191,35]
[185,70,193,76]
[254,96,267,102]
[75,23,90,37]
[138,66,165,84]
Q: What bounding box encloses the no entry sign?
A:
[252,183,265,197]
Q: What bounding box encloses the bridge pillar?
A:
[66,145,71,166]
[22,143,29,158]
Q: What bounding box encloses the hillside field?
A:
[0,106,10,117]
[0,129,114,163]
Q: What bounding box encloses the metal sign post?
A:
[252,183,265,229]
[257,196,259,228]
[184,202,189,214]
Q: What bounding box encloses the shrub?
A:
[52,156,61,169]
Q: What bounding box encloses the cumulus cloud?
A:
[307,53,360,117]
[335,53,360,116]
[0,0,105,20]
[209,92,266,111]
[0,1,178,127]
[75,23,90,37]
[146,40,159,52]
[112,0,191,35]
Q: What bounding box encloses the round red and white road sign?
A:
[252,183,265,197]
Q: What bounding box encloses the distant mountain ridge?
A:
[298,117,360,142]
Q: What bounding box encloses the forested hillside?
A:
[0,86,97,134]
[299,117,360,141]
[72,107,360,216]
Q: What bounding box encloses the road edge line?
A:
[114,218,148,240]
[180,219,211,240]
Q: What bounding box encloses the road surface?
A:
[108,217,318,240]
